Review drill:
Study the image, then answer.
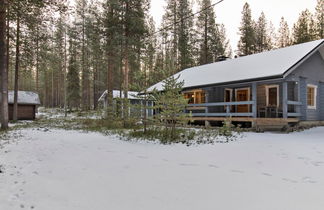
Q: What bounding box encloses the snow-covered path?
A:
[1,128,324,210]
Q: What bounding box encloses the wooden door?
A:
[236,89,250,113]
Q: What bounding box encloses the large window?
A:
[307,84,317,109]
[183,90,206,104]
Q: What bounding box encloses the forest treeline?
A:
[0,0,323,129]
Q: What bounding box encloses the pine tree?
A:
[162,0,195,72]
[75,0,91,110]
[153,75,189,141]
[67,26,80,109]
[103,0,121,114]
[0,0,9,129]
[120,0,149,121]
[293,9,317,44]
[87,1,104,110]
[237,2,256,56]
[196,0,219,65]
[315,0,324,39]
[255,12,271,52]
[177,0,195,70]
[277,17,291,48]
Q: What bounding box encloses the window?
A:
[307,85,317,109]
[266,85,279,107]
[224,89,233,102]
[183,90,206,104]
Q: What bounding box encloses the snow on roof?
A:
[148,39,324,91]
[8,91,41,105]
[98,90,139,102]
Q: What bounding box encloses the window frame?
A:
[307,84,317,110]
[265,85,279,107]
[224,88,233,102]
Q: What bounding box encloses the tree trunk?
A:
[36,25,39,93]
[123,1,130,125]
[0,0,8,129]
[64,25,68,117]
[107,51,114,115]
[13,5,20,122]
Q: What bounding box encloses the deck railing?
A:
[188,100,302,118]
[287,100,302,117]
[188,101,254,117]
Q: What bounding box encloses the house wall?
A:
[8,104,36,120]
[286,51,324,121]
[204,87,224,113]
[320,82,324,120]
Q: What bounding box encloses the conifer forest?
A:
[0,0,323,130]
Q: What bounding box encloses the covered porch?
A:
[185,79,303,127]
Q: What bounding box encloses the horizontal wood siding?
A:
[8,104,36,120]
[320,82,324,120]
[206,87,224,113]
[286,52,324,121]
[257,85,266,108]
[257,83,284,115]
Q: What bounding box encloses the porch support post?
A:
[282,81,288,118]
[252,82,257,118]
[296,80,301,116]
[299,77,307,121]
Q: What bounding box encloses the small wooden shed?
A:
[7,91,41,120]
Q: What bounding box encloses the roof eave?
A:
[181,74,284,91]
[283,40,324,78]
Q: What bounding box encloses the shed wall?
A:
[8,104,36,120]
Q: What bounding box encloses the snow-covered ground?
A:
[1,127,324,210]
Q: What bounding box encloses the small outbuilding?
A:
[7,91,41,120]
[98,90,154,117]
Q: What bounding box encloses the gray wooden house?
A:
[148,39,324,128]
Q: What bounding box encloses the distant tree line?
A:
[0,0,323,130]
[237,1,323,56]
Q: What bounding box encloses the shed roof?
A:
[148,39,324,91]
[98,90,139,102]
[8,91,41,105]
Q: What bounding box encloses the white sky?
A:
[150,0,318,53]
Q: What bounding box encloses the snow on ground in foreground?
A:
[1,128,324,210]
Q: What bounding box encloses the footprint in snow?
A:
[230,169,244,174]
[208,164,219,168]
[137,156,148,159]
[282,178,298,183]
[302,176,317,184]
[261,173,272,177]
[311,161,324,167]
[179,163,199,167]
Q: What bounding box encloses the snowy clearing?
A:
[1,127,324,210]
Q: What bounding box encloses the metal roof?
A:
[148,39,324,91]
[8,91,41,105]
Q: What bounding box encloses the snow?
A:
[148,39,324,91]
[1,128,324,210]
[7,91,41,105]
